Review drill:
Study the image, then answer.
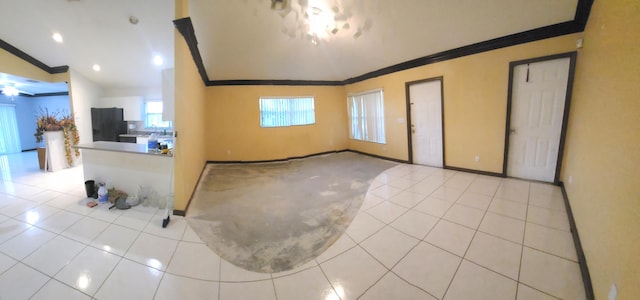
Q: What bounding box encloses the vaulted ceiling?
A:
[0,0,584,92]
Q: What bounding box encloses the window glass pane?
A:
[145,101,172,128]
[259,97,315,127]
[347,90,385,144]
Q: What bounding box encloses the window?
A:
[259,97,315,127]
[347,89,386,144]
[145,101,172,128]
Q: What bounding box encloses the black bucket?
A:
[84,180,96,198]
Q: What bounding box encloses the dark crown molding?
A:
[175,0,593,87]
[0,39,69,74]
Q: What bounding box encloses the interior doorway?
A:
[406,77,444,167]
[504,52,576,183]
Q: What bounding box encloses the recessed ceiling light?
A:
[52,33,63,43]
[153,55,163,66]
[92,64,101,71]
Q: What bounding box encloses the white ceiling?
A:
[0,72,68,95]
[190,0,578,81]
[0,0,578,92]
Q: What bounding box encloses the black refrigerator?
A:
[91,108,127,142]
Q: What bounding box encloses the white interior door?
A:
[409,79,443,167]
[507,57,570,182]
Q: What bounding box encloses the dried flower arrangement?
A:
[34,108,80,166]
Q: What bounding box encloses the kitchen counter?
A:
[75,141,174,198]
[75,141,171,157]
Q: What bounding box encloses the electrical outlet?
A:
[474,155,480,162]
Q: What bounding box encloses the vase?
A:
[44,131,67,171]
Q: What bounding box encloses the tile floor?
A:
[0,151,586,299]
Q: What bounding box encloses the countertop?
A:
[119,134,173,139]
[74,141,172,157]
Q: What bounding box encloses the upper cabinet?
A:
[99,96,144,121]
[162,68,175,122]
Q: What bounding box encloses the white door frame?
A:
[503,52,577,183]
[405,77,445,166]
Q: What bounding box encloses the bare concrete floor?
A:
[186,152,396,273]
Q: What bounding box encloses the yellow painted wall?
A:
[173,0,207,211]
[561,0,640,298]
[345,33,581,173]
[205,85,348,161]
[0,48,61,83]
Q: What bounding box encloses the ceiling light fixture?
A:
[153,55,163,66]
[52,32,63,43]
[2,85,20,97]
[129,16,139,25]
[270,0,372,44]
[92,64,101,71]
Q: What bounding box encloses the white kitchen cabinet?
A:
[99,96,144,121]
[161,68,175,122]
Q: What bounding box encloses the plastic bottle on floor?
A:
[97,183,108,203]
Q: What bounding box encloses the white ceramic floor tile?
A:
[320,246,387,299]
[90,224,140,256]
[55,247,121,295]
[360,226,420,268]
[524,222,578,261]
[430,186,465,202]
[442,204,485,229]
[115,207,158,231]
[360,271,437,300]
[360,193,386,211]
[167,242,220,280]
[387,177,415,189]
[488,198,528,220]
[464,232,522,280]
[315,233,356,263]
[390,210,438,239]
[0,252,17,274]
[529,193,566,212]
[0,226,56,260]
[86,204,125,223]
[22,235,85,276]
[0,263,49,300]
[456,191,493,210]
[63,197,99,216]
[181,224,204,243]
[444,173,476,190]
[36,210,83,234]
[369,184,403,199]
[520,247,586,300]
[494,185,529,203]
[61,217,109,244]
[0,219,31,244]
[478,212,526,244]
[1,198,37,217]
[144,211,187,240]
[219,280,276,300]
[516,283,558,300]
[94,259,163,300]
[15,205,61,225]
[406,181,440,196]
[392,242,460,299]
[155,273,219,300]
[389,190,427,208]
[124,233,178,271]
[219,259,271,282]
[467,178,500,196]
[345,212,385,243]
[444,260,517,300]
[414,196,454,217]
[366,201,408,224]
[45,193,82,209]
[30,190,67,204]
[526,206,571,231]
[30,279,92,300]
[273,266,338,300]
[424,220,475,257]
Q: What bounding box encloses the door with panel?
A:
[408,79,444,167]
[507,57,571,182]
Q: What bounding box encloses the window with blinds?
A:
[347,89,386,144]
[259,97,315,127]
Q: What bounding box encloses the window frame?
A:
[347,89,386,144]
[144,100,172,129]
[259,96,316,128]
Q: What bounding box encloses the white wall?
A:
[68,69,102,144]
[102,87,162,101]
